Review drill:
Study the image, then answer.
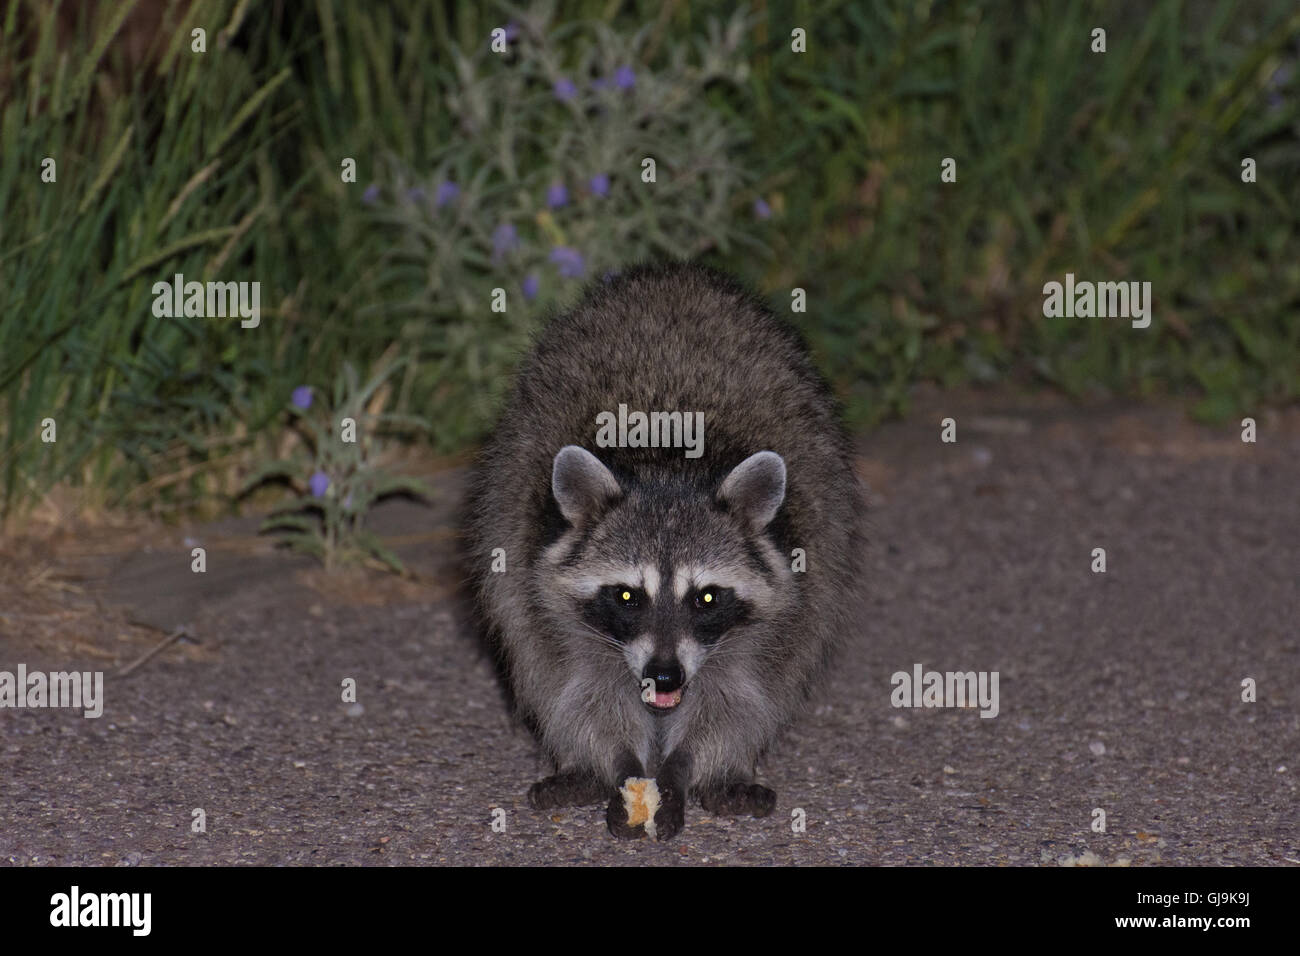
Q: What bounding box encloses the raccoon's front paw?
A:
[651,785,686,841]
[606,791,647,840]
[528,771,607,809]
[699,782,777,817]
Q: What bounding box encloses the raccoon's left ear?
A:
[552,445,622,525]
[718,451,786,531]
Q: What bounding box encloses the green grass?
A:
[1,0,1297,522]
[745,0,1300,427]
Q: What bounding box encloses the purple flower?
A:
[406,186,426,204]
[503,21,520,41]
[522,274,540,300]
[1267,63,1292,113]
[547,182,569,208]
[361,184,380,205]
[291,386,313,410]
[754,197,772,220]
[614,65,636,90]
[589,173,610,197]
[435,181,459,207]
[592,77,610,91]
[492,223,519,260]
[549,246,585,279]
[554,77,577,101]
[308,471,330,497]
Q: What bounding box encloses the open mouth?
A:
[648,687,683,711]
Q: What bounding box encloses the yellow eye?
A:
[621,591,632,602]
[703,591,714,604]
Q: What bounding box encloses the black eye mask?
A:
[689,587,750,644]
[582,585,647,643]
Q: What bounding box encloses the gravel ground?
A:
[2,393,1297,866]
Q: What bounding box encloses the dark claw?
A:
[699,782,777,817]
[528,771,608,810]
[606,791,647,839]
[652,785,686,841]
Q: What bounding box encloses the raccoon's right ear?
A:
[718,450,786,531]
[552,445,622,525]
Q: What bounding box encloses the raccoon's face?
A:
[541,445,789,713]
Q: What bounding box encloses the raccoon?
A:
[463,262,863,840]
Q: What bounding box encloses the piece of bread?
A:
[620,777,661,838]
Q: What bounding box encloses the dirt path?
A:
[2,392,1297,865]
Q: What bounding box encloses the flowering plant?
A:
[359,4,762,442]
[243,360,432,573]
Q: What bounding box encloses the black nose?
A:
[643,661,684,693]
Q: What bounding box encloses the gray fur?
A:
[551,445,620,525]
[717,450,786,530]
[463,261,865,838]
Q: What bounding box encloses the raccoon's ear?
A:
[718,451,786,531]
[552,445,622,525]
